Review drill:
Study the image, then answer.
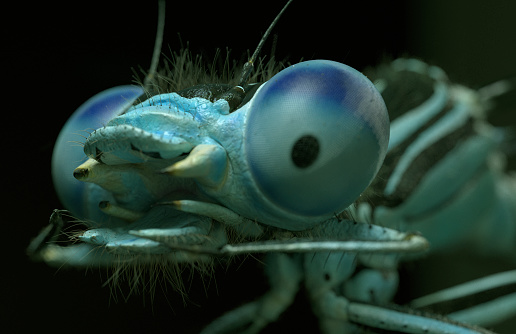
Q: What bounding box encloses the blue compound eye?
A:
[245,60,389,218]
[52,85,143,218]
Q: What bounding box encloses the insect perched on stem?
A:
[29,1,516,333]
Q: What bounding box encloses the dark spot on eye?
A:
[291,135,319,168]
[130,143,163,159]
[324,273,331,281]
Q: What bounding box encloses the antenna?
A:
[144,0,166,90]
[238,0,294,86]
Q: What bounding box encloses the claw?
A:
[79,228,167,254]
[105,238,165,254]
[161,144,228,186]
[73,159,128,194]
[73,158,181,213]
[79,228,119,245]
[168,200,263,237]
[99,201,144,221]
[129,226,212,246]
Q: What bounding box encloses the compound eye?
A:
[52,86,143,218]
[245,60,389,218]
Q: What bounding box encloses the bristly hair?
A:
[132,42,286,100]
[63,0,293,304]
[131,0,293,100]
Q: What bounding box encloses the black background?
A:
[3,1,516,333]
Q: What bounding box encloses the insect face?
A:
[68,59,389,232]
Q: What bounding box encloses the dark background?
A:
[3,0,516,333]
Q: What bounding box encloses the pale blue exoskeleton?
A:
[80,59,389,230]
[43,53,483,333]
[34,0,392,267]
[54,58,391,264]
[29,1,516,333]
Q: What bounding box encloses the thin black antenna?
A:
[238,0,293,86]
[144,0,166,90]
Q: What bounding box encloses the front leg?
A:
[304,251,361,333]
[308,263,496,333]
[202,253,302,334]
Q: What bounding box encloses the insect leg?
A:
[201,253,303,334]
[410,270,516,328]
[347,303,496,334]
[27,210,119,267]
[448,292,516,328]
[169,200,264,238]
[300,247,495,333]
